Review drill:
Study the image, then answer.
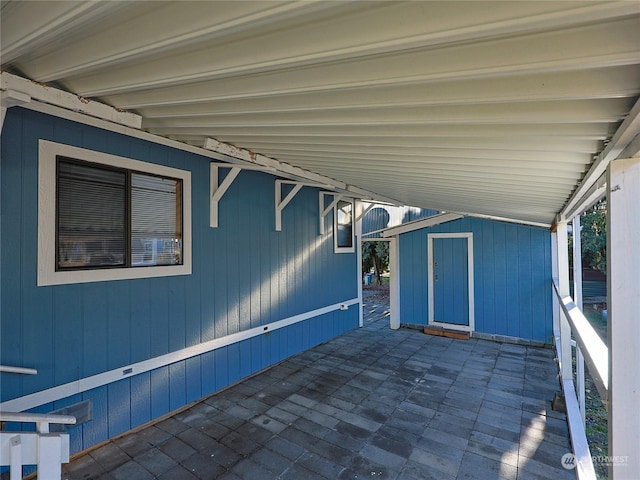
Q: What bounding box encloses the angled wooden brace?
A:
[210,164,242,228]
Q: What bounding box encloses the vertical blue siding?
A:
[399,217,553,342]
[1,107,359,455]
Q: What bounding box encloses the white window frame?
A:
[334,198,355,253]
[38,140,192,286]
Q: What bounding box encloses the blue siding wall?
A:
[0,108,358,454]
[398,217,553,342]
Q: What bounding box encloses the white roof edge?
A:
[0,72,398,201]
[560,95,640,220]
[381,213,464,237]
[1,71,142,128]
[381,210,551,237]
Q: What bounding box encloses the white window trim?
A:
[334,198,355,253]
[38,140,192,286]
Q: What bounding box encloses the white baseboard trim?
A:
[1,299,359,413]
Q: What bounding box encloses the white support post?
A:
[389,236,400,330]
[9,436,21,480]
[210,164,241,228]
[37,435,62,480]
[573,215,586,425]
[275,180,303,231]
[557,221,572,381]
[355,201,364,327]
[607,156,640,480]
[551,231,560,337]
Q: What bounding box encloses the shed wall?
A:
[0,107,358,454]
[398,217,553,342]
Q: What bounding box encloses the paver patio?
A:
[62,296,574,479]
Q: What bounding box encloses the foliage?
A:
[580,201,607,274]
[362,241,389,285]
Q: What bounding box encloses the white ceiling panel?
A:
[2,0,639,226]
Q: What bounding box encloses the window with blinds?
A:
[56,157,183,270]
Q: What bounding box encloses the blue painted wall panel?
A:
[399,217,552,342]
[0,107,362,455]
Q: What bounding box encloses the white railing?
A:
[553,279,609,480]
[0,366,37,376]
[1,366,76,479]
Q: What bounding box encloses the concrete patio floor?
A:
[62,297,574,480]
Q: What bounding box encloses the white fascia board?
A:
[563,174,607,220]
[381,213,464,237]
[458,211,551,229]
[561,96,640,219]
[205,137,342,190]
[0,72,141,128]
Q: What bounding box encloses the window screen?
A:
[56,158,182,271]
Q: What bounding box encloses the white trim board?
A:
[427,233,475,333]
[0,298,359,413]
[382,213,464,237]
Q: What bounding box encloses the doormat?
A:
[423,326,469,340]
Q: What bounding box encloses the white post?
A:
[607,156,640,479]
[356,201,364,327]
[556,221,572,381]
[37,435,62,480]
[9,436,21,480]
[573,215,586,425]
[389,237,400,330]
[551,231,560,337]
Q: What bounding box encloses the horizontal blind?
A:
[57,160,126,268]
[131,173,182,266]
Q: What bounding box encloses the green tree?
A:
[362,241,389,285]
[580,200,607,274]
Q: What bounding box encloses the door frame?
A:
[427,232,475,332]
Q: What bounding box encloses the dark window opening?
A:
[56,157,183,271]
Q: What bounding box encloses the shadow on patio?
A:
[62,295,574,480]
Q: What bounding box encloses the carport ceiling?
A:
[2,1,640,226]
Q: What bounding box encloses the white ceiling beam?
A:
[140,98,630,128]
[71,9,639,97]
[278,159,581,185]
[97,20,638,106]
[324,176,571,200]
[149,122,613,139]
[28,2,342,82]
[134,65,640,113]
[174,135,602,154]
[0,1,126,64]
[0,72,141,129]
[250,145,589,166]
